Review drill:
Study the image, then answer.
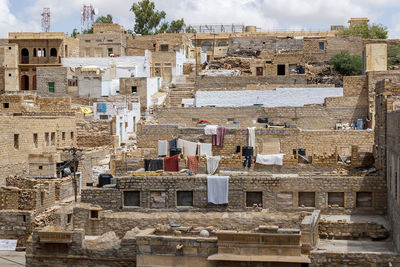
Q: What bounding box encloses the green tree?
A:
[185,26,196,33]
[338,22,388,39]
[156,22,169,34]
[131,0,166,35]
[327,52,363,76]
[388,44,400,67]
[168,19,185,33]
[95,14,114,24]
[71,28,79,38]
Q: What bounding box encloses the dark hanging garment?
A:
[169,138,177,149]
[150,158,164,171]
[144,159,151,171]
[236,146,241,153]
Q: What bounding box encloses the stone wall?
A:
[318,220,389,240]
[0,210,32,246]
[81,173,386,215]
[310,251,400,267]
[136,125,374,165]
[36,67,71,97]
[73,204,304,238]
[153,102,368,130]
[195,75,306,89]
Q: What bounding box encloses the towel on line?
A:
[158,140,168,156]
[200,143,212,157]
[206,156,220,175]
[207,176,229,204]
[255,154,284,166]
[212,126,226,147]
[186,156,198,173]
[248,127,256,147]
[204,125,218,135]
[164,154,179,172]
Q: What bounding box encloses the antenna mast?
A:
[41,8,51,32]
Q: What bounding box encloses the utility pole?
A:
[63,147,82,202]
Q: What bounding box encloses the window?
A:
[62,132,65,141]
[3,103,9,108]
[277,64,285,76]
[108,48,113,56]
[48,82,55,93]
[51,132,55,146]
[33,133,38,148]
[356,192,372,207]
[123,191,140,207]
[50,48,57,57]
[298,192,315,208]
[67,214,72,224]
[160,44,169,51]
[14,134,19,149]
[246,192,263,207]
[90,210,99,219]
[70,132,74,144]
[45,132,50,146]
[107,40,113,42]
[328,192,344,207]
[256,67,263,76]
[131,86,137,93]
[85,40,91,43]
[177,191,193,206]
[8,73,11,77]
[319,42,325,50]
[99,115,109,120]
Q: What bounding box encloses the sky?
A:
[1,0,400,38]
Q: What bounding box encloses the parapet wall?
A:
[81,174,386,215]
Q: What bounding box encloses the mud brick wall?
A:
[77,135,115,148]
[81,174,386,215]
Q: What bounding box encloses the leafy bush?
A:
[327,52,363,76]
[338,22,388,39]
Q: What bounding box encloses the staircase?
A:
[166,81,195,107]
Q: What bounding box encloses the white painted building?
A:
[195,87,344,107]
[93,101,141,144]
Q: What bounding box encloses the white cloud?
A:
[0,0,40,37]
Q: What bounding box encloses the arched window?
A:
[43,48,46,57]
[201,41,212,52]
[218,41,228,47]
[33,48,37,57]
[38,48,42,57]
[50,48,57,57]
[21,48,29,63]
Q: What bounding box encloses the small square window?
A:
[67,214,72,224]
[319,42,325,50]
[160,44,169,51]
[124,191,140,207]
[8,73,11,77]
[298,192,315,208]
[356,192,372,207]
[328,192,344,207]
[3,103,9,108]
[90,210,99,219]
[8,47,11,50]
[246,192,263,207]
[177,191,193,206]
[38,165,43,170]
[131,86,137,93]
